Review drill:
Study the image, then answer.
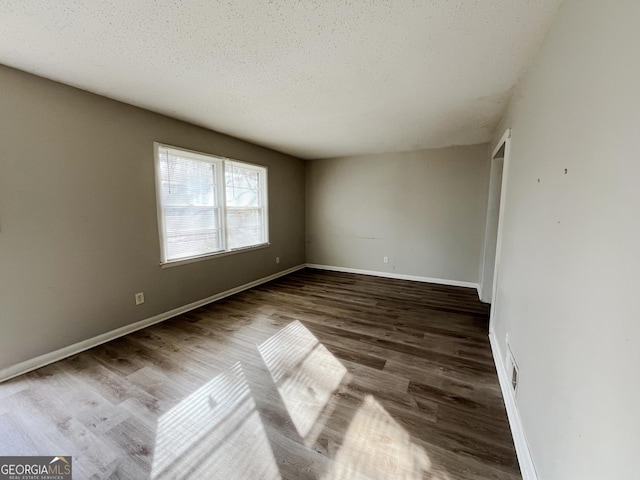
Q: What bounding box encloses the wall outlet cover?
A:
[135,292,145,305]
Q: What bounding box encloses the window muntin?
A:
[155,144,268,264]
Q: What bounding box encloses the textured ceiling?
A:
[0,0,562,159]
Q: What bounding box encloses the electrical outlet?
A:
[135,292,145,305]
[383,256,389,264]
[276,256,280,264]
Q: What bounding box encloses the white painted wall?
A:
[306,145,490,285]
[490,1,640,478]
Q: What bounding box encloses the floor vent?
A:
[506,345,519,395]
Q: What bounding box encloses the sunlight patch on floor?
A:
[151,321,452,480]
[151,362,280,480]
[323,395,440,480]
[259,320,347,440]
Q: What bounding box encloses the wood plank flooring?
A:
[0,268,520,480]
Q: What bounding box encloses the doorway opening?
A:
[480,129,511,309]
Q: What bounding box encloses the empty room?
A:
[0,1,638,479]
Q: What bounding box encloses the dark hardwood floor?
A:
[0,268,520,479]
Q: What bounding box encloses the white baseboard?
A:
[489,330,538,480]
[306,263,480,291]
[0,265,305,383]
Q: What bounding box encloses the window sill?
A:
[160,243,271,269]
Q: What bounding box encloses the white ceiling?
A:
[0,0,562,159]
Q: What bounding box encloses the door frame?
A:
[488,128,511,331]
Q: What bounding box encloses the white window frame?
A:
[154,142,269,267]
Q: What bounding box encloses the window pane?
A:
[226,187,260,207]
[228,226,264,249]
[225,164,262,207]
[166,230,222,260]
[164,207,223,260]
[164,207,219,232]
[158,147,223,261]
[227,208,263,228]
[161,153,217,207]
[227,208,265,249]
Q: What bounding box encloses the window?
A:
[154,143,268,264]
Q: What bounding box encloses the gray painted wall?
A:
[0,65,305,372]
[490,0,640,478]
[306,146,490,284]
